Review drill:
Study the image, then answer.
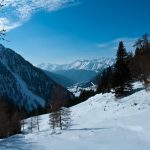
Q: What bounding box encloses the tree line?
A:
[0,95,72,138]
[74,34,150,102]
[0,97,21,138]
[96,34,150,97]
[0,33,150,138]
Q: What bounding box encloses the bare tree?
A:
[21,119,25,133]
[48,84,72,131]
[49,107,72,131]
[0,27,6,40]
[0,0,6,40]
[49,111,60,130]
[35,115,41,132]
[28,117,35,133]
[60,107,72,130]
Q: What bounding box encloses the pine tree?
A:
[105,66,113,93]
[96,66,113,94]
[0,97,21,138]
[134,34,150,90]
[113,41,133,98]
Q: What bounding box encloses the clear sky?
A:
[1,0,150,65]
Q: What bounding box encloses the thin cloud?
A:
[0,0,79,31]
[97,37,137,53]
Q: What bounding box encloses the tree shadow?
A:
[115,87,144,100]
[0,135,36,150]
[132,87,144,94]
[68,127,113,131]
[127,87,144,97]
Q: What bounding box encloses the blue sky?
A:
[1,0,150,65]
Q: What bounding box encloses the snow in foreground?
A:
[1,82,150,150]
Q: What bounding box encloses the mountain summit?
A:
[38,58,114,72]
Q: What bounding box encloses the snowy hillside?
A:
[1,82,150,150]
[0,44,74,111]
[38,58,114,72]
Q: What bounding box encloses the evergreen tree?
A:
[0,97,21,138]
[97,66,113,94]
[113,41,133,98]
[105,66,113,93]
[134,34,150,90]
[78,89,95,102]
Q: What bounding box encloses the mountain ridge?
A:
[37,58,115,72]
[0,44,74,111]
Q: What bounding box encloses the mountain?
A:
[37,58,115,72]
[54,69,97,84]
[0,44,74,111]
[43,70,76,87]
[38,58,114,86]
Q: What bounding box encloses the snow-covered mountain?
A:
[2,82,150,150]
[38,58,114,72]
[38,58,114,87]
[0,44,74,111]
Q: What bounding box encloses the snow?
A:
[1,82,150,150]
[0,55,45,111]
[0,44,74,112]
[13,73,45,110]
[37,58,114,72]
[68,82,97,96]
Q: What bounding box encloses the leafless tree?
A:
[60,107,72,130]
[0,0,6,40]
[49,85,72,131]
[35,115,41,132]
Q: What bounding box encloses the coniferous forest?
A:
[78,34,150,101]
[0,33,150,138]
[0,1,150,149]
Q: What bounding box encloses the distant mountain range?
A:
[38,58,115,87]
[37,58,114,72]
[0,44,74,111]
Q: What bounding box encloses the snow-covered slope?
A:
[68,82,96,97]
[0,44,74,111]
[38,58,114,72]
[1,82,150,150]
